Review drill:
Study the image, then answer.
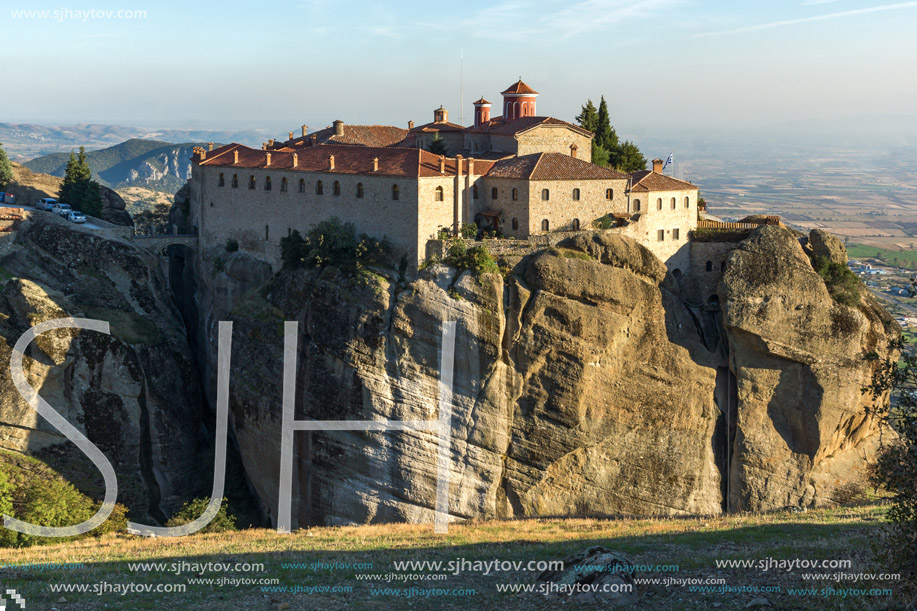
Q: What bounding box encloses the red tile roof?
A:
[411,121,466,133]
[502,79,538,95]
[198,144,495,178]
[273,124,409,150]
[487,153,627,181]
[465,115,592,137]
[473,97,491,105]
[629,170,698,192]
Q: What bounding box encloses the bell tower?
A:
[473,97,491,127]
[501,78,538,121]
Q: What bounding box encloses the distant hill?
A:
[24,139,205,194]
[0,122,272,161]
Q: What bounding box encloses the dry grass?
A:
[0,504,909,610]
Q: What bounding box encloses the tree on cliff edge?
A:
[60,146,102,217]
[575,97,646,173]
[0,142,12,188]
[865,332,917,595]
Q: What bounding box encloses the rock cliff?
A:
[199,228,894,527]
[0,217,200,521]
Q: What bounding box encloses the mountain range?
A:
[24,139,204,194]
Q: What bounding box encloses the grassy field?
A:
[0,505,909,610]
[847,243,917,266]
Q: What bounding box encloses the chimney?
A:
[333,120,344,136]
[468,158,475,176]
[301,124,308,137]
[292,153,298,168]
[208,142,214,151]
[570,143,578,159]
[329,155,335,170]
[261,143,267,150]
[288,131,294,141]
[455,154,463,176]
[652,158,663,173]
[408,120,414,130]
[265,152,271,166]
[372,157,379,172]
[268,138,275,147]
[199,147,206,161]
[439,155,445,174]
[233,150,239,164]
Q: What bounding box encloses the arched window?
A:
[392,184,399,200]
[657,197,662,210]
[316,180,323,195]
[333,181,341,196]
[721,261,726,272]
[542,189,550,201]
[356,183,364,198]
[280,177,288,192]
[435,186,444,201]
[265,225,269,241]
[634,199,641,211]
[218,173,225,187]
[512,187,518,201]
[231,174,238,188]
[491,187,498,199]
[572,218,580,230]
[512,218,518,230]
[685,196,690,208]
[299,178,305,193]
[265,176,272,191]
[572,188,580,201]
[606,188,613,200]
[541,219,550,231]
[472,185,479,199]
[249,175,256,189]
[705,261,713,272]
[671,197,676,209]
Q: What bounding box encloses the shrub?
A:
[166,497,237,533]
[460,223,478,239]
[595,215,614,230]
[280,218,391,270]
[813,255,860,306]
[225,238,239,253]
[442,238,499,276]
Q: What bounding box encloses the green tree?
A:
[59,146,102,216]
[613,140,647,173]
[426,134,448,156]
[594,96,618,152]
[864,332,917,593]
[591,142,610,167]
[575,99,598,133]
[166,497,237,533]
[0,142,13,188]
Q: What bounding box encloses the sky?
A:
[2,0,917,138]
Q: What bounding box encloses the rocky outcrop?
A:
[0,217,201,521]
[204,228,891,528]
[719,225,894,510]
[807,228,847,266]
[99,185,134,227]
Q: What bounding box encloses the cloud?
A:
[695,1,917,37]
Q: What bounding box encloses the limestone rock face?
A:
[198,227,893,526]
[0,218,201,521]
[719,225,893,510]
[99,185,134,228]
[808,228,847,266]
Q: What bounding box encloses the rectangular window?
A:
[673,228,680,240]
[657,229,665,241]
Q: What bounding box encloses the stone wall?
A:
[195,165,422,270]
[525,177,628,234]
[516,125,593,162]
[685,241,738,305]
[624,187,699,268]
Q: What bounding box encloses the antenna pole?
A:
[460,50,464,127]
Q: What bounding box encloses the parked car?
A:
[56,204,72,217]
[49,203,62,214]
[67,211,86,224]
[35,198,57,210]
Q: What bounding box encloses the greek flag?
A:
[663,153,674,170]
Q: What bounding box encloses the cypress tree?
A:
[595,96,618,152]
[575,100,598,133]
[59,146,101,215]
[0,142,12,188]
